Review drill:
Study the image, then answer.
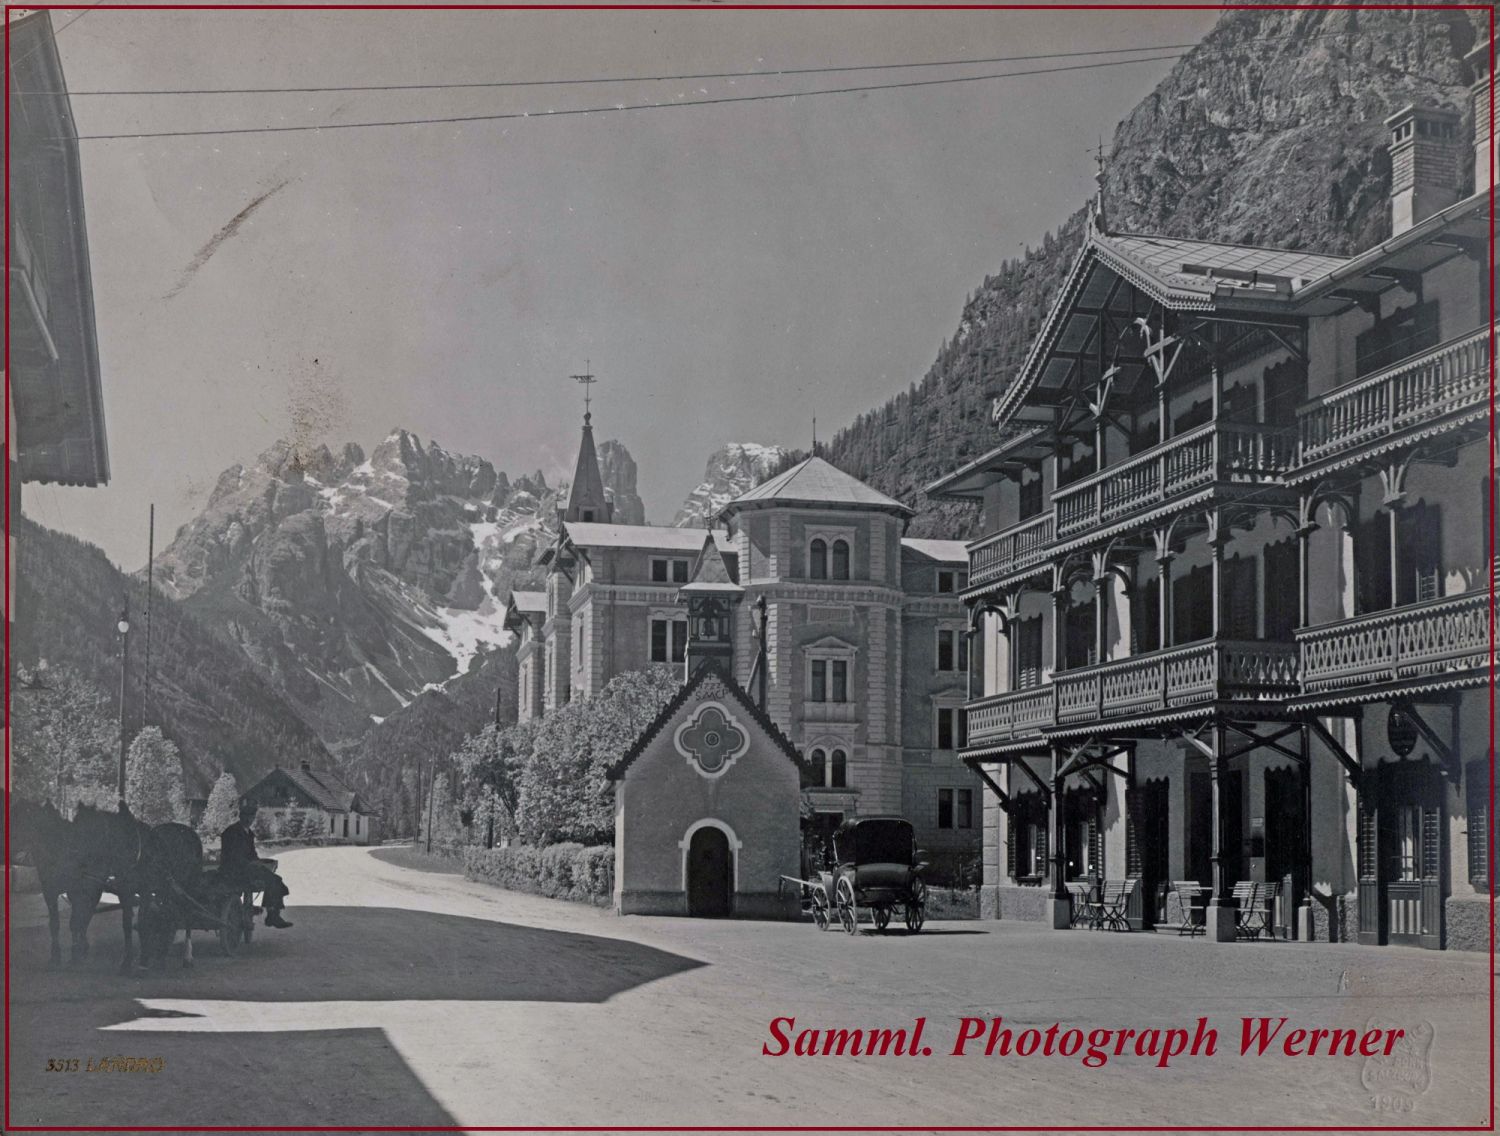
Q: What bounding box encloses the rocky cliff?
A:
[597,439,647,525]
[673,443,790,527]
[152,430,643,747]
[819,2,1487,537]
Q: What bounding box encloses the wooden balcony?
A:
[964,640,1301,746]
[1053,640,1300,725]
[965,686,1058,746]
[968,512,1054,589]
[1296,324,1491,473]
[1298,589,1491,695]
[1052,422,1294,541]
[965,422,1294,589]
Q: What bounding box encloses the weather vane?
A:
[570,361,597,423]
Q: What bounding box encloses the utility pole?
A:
[424,760,437,854]
[143,504,154,728]
[115,597,131,808]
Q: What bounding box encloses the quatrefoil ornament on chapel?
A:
[674,702,750,778]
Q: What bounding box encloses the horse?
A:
[71,804,204,972]
[9,796,98,966]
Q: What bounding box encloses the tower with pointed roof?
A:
[562,410,613,524]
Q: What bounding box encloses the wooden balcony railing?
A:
[1052,422,1293,540]
[1297,324,1492,468]
[964,640,1300,745]
[1298,589,1492,694]
[1053,640,1299,725]
[968,512,1055,589]
[965,686,1057,745]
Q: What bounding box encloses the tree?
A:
[11,663,118,810]
[514,667,680,846]
[199,770,240,840]
[124,726,188,825]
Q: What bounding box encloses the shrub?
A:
[464,843,614,906]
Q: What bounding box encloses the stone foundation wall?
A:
[979,884,1051,923]
[1444,896,1496,952]
[1308,892,1358,942]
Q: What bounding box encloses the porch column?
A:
[1297,721,1314,940]
[1385,500,1403,608]
[1156,552,1173,648]
[1296,520,1318,629]
[1047,746,1071,929]
[1051,586,1068,674]
[1093,573,1110,665]
[1205,720,1239,942]
[1208,521,1228,638]
[1156,382,1169,444]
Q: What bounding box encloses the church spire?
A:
[563,365,612,524]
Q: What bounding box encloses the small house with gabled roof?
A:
[242,760,372,843]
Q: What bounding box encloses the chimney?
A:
[300,760,312,773]
[1386,104,1461,234]
[1468,36,1497,195]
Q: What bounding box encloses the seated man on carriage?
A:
[221,801,293,928]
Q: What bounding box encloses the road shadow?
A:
[10,904,705,1002]
[10,905,706,1127]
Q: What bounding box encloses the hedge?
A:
[464,843,614,906]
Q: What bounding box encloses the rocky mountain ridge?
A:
[152,428,643,747]
[672,442,790,527]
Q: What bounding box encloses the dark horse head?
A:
[71,804,204,971]
[10,795,74,865]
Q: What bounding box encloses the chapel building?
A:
[506,425,981,866]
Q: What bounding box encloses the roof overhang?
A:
[925,427,1049,500]
[8,12,109,487]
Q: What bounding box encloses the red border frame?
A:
[2,3,1495,1132]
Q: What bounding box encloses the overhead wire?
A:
[56,42,1207,96]
[72,51,1190,140]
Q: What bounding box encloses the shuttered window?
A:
[1466,760,1495,894]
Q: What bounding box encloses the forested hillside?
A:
[13,514,332,796]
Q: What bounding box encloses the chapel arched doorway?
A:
[687,825,733,916]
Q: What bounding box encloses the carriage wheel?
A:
[905,878,927,933]
[810,889,830,932]
[217,896,244,957]
[873,906,891,933]
[835,876,858,935]
[241,898,255,946]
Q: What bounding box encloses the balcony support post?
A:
[1385,499,1404,616]
[1205,718,1240,942]
[1207,512,1229,640]
[1297,721,1314,941]
[1047,745,1071,929]
[1051,583,1069,676]
[1296,495,1319,630]
[1093,571,1110,667]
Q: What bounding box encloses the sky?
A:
[22,3,1221,568]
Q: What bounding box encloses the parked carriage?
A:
[782,816,928,934]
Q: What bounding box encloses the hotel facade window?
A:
[649,617,687,664]
[935,706,965,751]
[650,557,690,584]
[936,627,969,672]
[808,658,849,703]
[938,787,974,830]
[806,747,849,788]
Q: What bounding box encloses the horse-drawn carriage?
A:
[175,854,279,958]
[781,816,928,934]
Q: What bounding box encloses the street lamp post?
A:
[116,599,130,808]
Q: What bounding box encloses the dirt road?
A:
[7,845,1492,1130]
